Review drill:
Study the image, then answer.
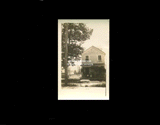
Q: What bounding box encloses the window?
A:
[85,56,89,61]
[98,55,101,61]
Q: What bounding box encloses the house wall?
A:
[81,46,106,80]
[82,47,105,65]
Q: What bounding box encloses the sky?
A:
[81,20,109,55]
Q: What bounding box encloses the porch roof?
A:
[82,63,105,67]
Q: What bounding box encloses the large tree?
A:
[62,23,93,67]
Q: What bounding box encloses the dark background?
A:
[0,2,145,124]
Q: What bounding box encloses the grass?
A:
[90,83,106,87]
[61,80,106,87]
[62,79,80,83]
[62,83,78,87]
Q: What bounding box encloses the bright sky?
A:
[81,20,109,55]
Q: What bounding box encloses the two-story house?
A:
[81,46,106,80]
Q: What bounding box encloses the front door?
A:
[85,67,89,77]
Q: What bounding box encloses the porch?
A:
[81,64,106,81]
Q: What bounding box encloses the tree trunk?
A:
[64,23,68,85]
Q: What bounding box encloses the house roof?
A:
[82,46,106,55]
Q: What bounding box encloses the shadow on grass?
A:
[62,79,81,83]
[62,83,78,87]
[90,83,106,87]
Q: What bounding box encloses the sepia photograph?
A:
[58,19,109,100]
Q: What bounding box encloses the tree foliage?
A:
[62,23,93,67]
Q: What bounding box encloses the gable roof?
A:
[82,46,106,55]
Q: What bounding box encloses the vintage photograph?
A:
[58,19,109,100]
